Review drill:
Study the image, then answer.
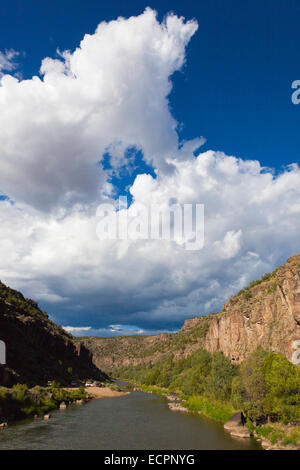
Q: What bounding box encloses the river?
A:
[0,391,261,450]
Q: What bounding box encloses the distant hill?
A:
[0,281,107,386]
[81,254,300,374]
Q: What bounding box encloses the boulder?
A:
[230,427,251,439]
[224,412,250,439]
[224,412,243,431]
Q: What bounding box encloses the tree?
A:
[206,352,236,401]
[237,347,268,422]
[264,352,300,423]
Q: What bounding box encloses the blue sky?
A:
[0,2,300,336]
[1,0,300,170]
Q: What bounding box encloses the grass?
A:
[0,384,86,422]
[282,430,300,446]
[117,377,236,424]
[136,384,168,396]
[247,422,300,447]
[184,395,236,423]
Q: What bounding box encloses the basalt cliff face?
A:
[81,254,300,373]
[205,254,300,362]
[0,281,107,386]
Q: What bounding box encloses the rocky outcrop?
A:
[205,254,300,362]
[80,315,213,374]
[0,281,108,386]
[81,254,300,372]
[224,412,250,439]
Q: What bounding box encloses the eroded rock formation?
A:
[81,254,300,371]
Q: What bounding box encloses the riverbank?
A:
[83,386,130,400]
[0,383,131,427]
[132,384,236,424]
[129,383,300,450]
[247,421,300,450]
[0,389,259,450]
[0,384,86,425]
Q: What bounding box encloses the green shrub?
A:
[186,395,235,422]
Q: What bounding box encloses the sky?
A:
[0,1,300,337]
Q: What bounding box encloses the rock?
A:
[75,399,83,405]
[59,402,67,410]
[0,279,108,387]
[167,393,180,402]
[79,254,300,371]
[224,412,243,431]
[230,428,251,439]
[44,414,51,420]
[261,439,271,449]
[224,412,250,439]
[259,439,299,451]
[205,254,300,363]
[0,422,8,428]
[168,402,188,412]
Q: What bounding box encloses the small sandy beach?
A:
[84,386,130,400]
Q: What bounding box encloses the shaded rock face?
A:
[79,315,214,374]
[82,255,300,373]
[205,254,300,362]
[0,282,107,386]
[80,333,174,373]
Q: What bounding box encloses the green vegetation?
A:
[231,348,300,424]
[81,316,213,373]
[0,384,86,422]
[116,350,237,403]
[246,420,300,446]
[0,279,106,386]
[106,383,123,392]
[185,395,236,422]
[234,271,277,301]
[136,384,167,396]
[115,350,238,422]
[0,280,70,337]
[115,347,300,430]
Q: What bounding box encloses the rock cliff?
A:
[0,281,107,386]
[205,254,300,362]
[81,254,300,373]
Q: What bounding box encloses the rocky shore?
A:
[223,413,300,450]
[224,412,250,439]
[134,387,299,451]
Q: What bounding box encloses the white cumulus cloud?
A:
[0,49,19,76]
[0,8,198,211]
[1,151,300,330]
[0,9,299,332]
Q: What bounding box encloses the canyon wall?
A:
[0,281,107,386]
[205,254,300,362]
[82,254,300,372]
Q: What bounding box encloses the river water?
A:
[0,391,261,450]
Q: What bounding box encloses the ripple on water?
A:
[0,392,261,450]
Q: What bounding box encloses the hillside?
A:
[0,281,107,386]
[81,254,300,374]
